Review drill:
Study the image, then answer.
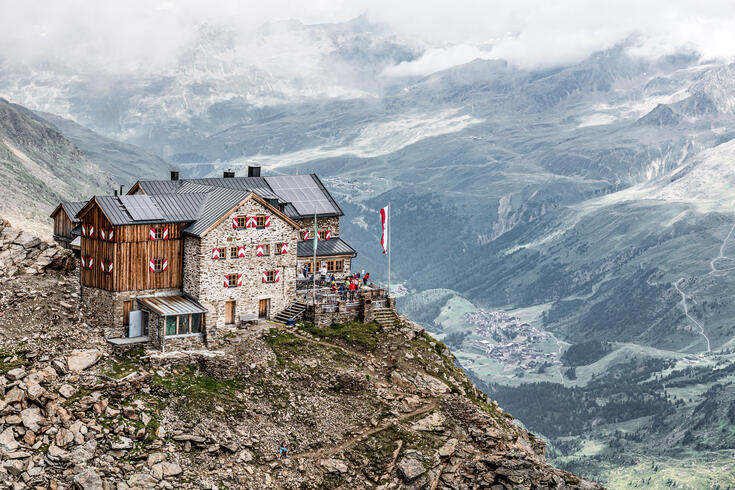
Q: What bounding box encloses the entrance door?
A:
[225,301,236,325]
[258,299,270,319]
[128,311,143,338]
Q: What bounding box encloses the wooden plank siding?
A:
[52,210,73,239]
[79,202,184,292]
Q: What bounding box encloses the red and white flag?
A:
[379,206,388,254]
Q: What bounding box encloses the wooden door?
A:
[258,299,269,318]
[123,301,133,326]
[225,301,236,324]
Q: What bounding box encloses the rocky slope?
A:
[0,98,113,237]
[0,223,600,489]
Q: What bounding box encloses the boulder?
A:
[411,411,446,432]
[73,468,103,490]
[3,459,24,476]
[438,438,458,458]
[67,350,102,371]
[320,458,348,474]
[20,406,42,432]
[151,461,182,479]
[397,454,426,481]
[5,367,26,381]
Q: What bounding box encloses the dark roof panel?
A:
[265,174,342,217]
[297,237,357,258]
[61,201,86,223]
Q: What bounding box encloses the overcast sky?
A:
[2,0,735,76]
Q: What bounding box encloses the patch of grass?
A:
[264,329,307,366]
[0,348,28,375]
[150,364,242,412]
[101,347,145,380]
[299,321,383,350]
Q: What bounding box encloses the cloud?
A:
[2,0,735,76]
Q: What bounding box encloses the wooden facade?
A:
[78,201,184,292]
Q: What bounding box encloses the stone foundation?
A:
[305,296,390,327]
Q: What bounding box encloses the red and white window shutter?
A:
[87,256,93,269]
[264,216,271,227]
[237,246,246,258]
[212,248,221,260]
[232,217,239,229]
[280,242,288,254]
[256,245,265,257]
[275,270,281,282]
[237,273,243,287]
[108,261,114,274]
[324,230,331,240]
[149,228,156,240]
[149,260,156,272]
[162,227,169,240]
[89,225,94,238]
[80,256,86,268]
[162,259,168,271]
[246,216,257,228]
[261,271,268,283]
[223,275,230,288]
[100,228,106,240]
[108,228,114,242]
[301,230,309,240]
[81,224,87,237]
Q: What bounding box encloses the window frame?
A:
[256,214,266,229]
[152,258,165,273]
[164,313,205,337]
[275,242,287,255]
[235,216,247,228]
[153,227,163,240]
[227,273,239,287]
[230,246,240,259]
[265,270,276,283]
[257,244,270,256]
[213,247,226,260]
[326,259,344,272]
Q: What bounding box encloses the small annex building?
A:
[53,166,358,350]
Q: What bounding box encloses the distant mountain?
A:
[4,17,735,485]
[36,111,170,188]
[0,98,113,236]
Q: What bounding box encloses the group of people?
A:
[328,270,369,301]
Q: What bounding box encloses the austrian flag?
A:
[379,206,389,254]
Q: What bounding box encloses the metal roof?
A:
[265,175,342,217]
[137,295,208,316]
[136,173,343,220]
[93,195,204,226]
[297,237,357,258]
[182,187,252,236]
[119,195,164,221]
[61,201,86,223]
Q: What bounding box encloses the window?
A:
[191,313,202,333]
[153,227,163,240]
[212,247,226,260]
[151,258,165,272]
[256,214,266,228]
[102,259,113,275]
[178,314,189,335]
[165,313,205,337]
[227,274,239,287]
[326,259,344,272]
[81,256,94,270]
[317,230,331,240]
[165,316,177,336]
[235,216,247,228]
[265,270,276,283]
[256,244,270,256]
[300,230,310,241]
[275,242,288,255]
[230,246,239,258]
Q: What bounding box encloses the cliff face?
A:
[0,225,601,489]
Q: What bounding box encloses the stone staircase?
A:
[273,301,308,324]
[374,308,400,328]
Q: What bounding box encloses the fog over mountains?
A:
[4,10,735,486]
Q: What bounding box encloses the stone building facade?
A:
[182,199,299,334]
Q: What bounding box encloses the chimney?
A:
[114,190,118,196]
[120,185,123,195]
[170,170,180,181]
[223,169,235,178]
[247,165,261,177]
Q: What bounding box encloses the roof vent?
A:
[170,170,180,181]
[223,170,235,178]
[247,165,261,177]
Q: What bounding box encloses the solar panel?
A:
[265,175,338,216]
[119,195,164,221]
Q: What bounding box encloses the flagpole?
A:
[312,211,317,305]
[387,202,391,298]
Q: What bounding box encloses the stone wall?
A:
[81,286,180,339]
[183,199,299,341]
[0,217,74,279]
[305,297,383,327]
[295,216,340,237]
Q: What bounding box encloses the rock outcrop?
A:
[0,218,73,278]
[0,228,602,488]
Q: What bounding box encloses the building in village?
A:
[51,166,365,350]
